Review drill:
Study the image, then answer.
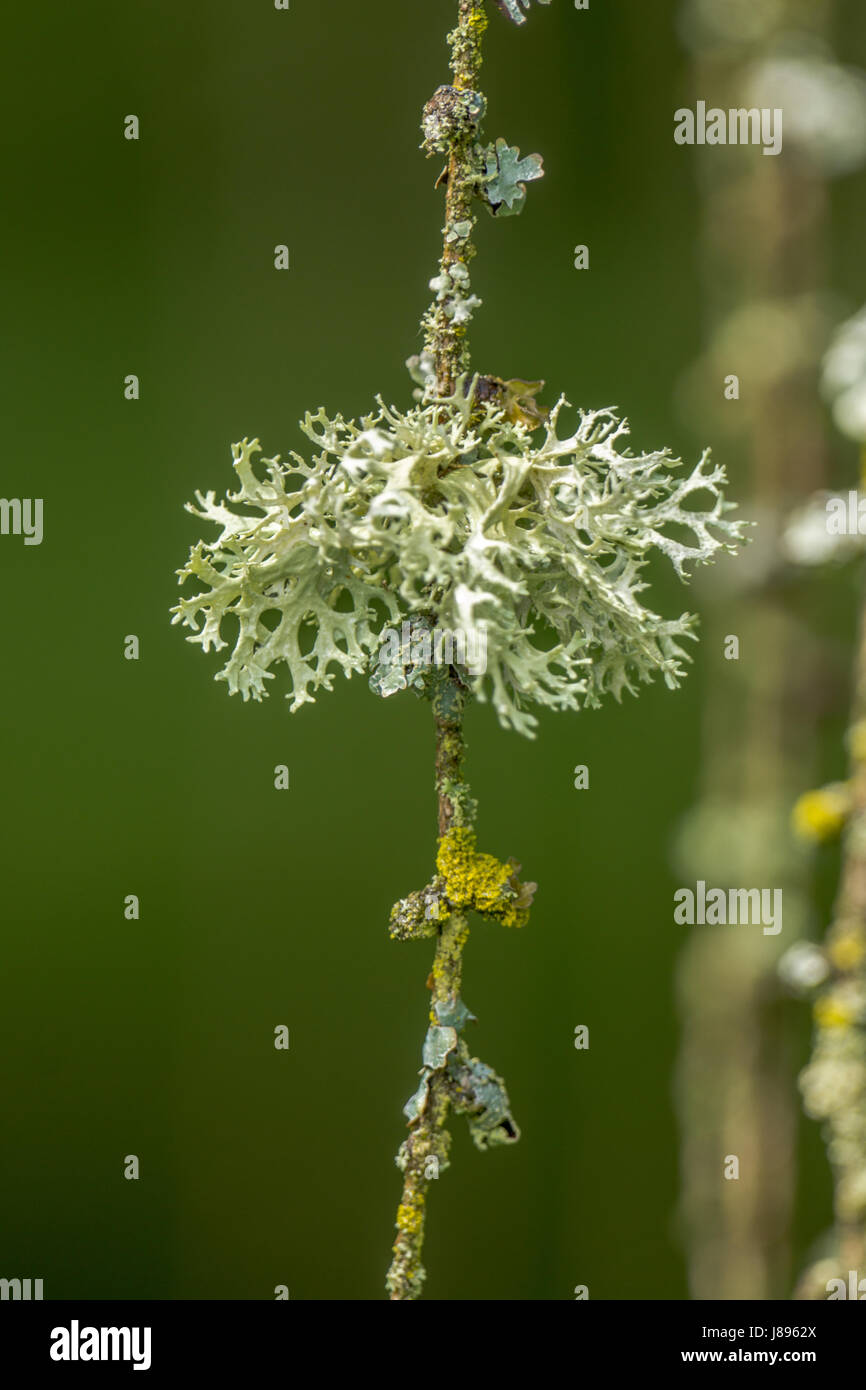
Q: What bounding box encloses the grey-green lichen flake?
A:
[446,220,473,245]
[369,617,439,699]
[403,1076,430,1124]
[495,0,552,24]
[423,1025,459,1070]
[434,995,477,1031]
[448,1051,520,1149]
[483,138,544,216]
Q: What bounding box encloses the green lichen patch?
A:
[389,880,447,942]
[421,85,486,156]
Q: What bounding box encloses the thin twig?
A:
[426,0,487,396]
[386,1,529,1302]
[386,684,474,1300]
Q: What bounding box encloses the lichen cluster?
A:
[173,388,742,737]
[790,717,866,1267]
[495,0,551,23]
[436,826,532,926]
[388,828,533,938]
[400,994,518,1153]
[800,957,866,1227]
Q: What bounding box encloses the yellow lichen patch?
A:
[828,931,866,973]
[792,784,851,843]
[395,1202,424,1236]
[814,995,854,1030]
[436,827,527,926]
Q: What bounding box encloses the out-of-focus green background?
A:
[2,0,864,1299]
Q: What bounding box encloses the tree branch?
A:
[386,0,534,1302]
[423,1,487,396]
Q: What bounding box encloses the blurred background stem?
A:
[673,0,836,1299]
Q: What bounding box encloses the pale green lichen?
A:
[434,994,477,1030]
[800,988,866,1224]
[447,1048,520,1148]
[173,387,743,737]
[388,880,446,942]
[483,138,544,216]
[421,85,486,156]
[368,617,438,699]
[438,774,477,829]
[495,0,552,24]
